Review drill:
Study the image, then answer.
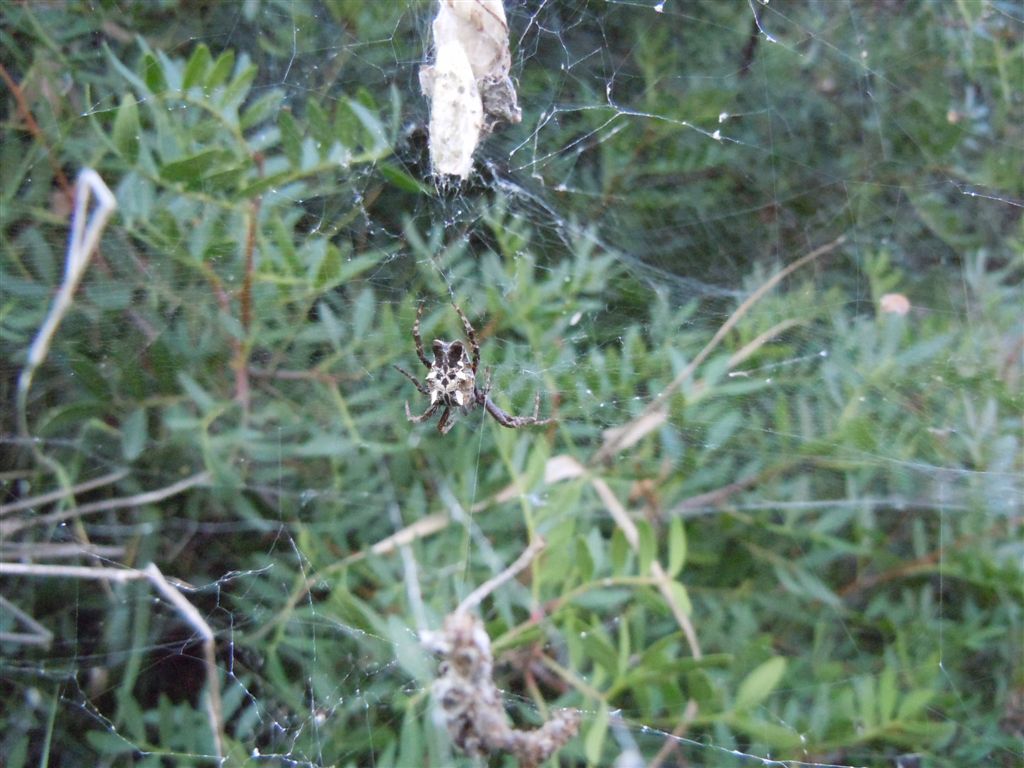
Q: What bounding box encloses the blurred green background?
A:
[1,1,1020,766]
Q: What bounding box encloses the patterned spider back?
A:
[426,339,477,409]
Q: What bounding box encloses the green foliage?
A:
[1,2,1021,768]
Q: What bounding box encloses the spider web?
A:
[1,1,1021,767]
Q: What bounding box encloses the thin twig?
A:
[203,264,250,410]
[456,537,546,616]
[0,471,211,537]
[0,543,126,559]
[667,462,796,518]
[0,594,54,647]
[591,475,702,659]
[725,317,804,371]
[837,515,1021,598]
[647,698,700,768]
[594,235,846,462]
[240,156,262,333]
[143,564,224,758]
[233,155,263,413]
[0,62,73,203]
[16,169,117,442]
[0,561,224,757]
[0,469,130,517]
[248,366,361,384]
[0,562,165,580]
[519,453,703,657]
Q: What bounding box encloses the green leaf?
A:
[154,48,183,91]
[339,251,387,284]
[888,719,957,745]
[379,163,429,194]
[346,99,389,151]
[183,43,212,90]
[584,701,609,764]
[637,519,656,575]
[728,713,805,749]
[157,693,176,746]
[314,242,344,291]
[177,373,217,412]
[121,408,147,461]
[580,626,618,682]
[774,563,843,608]
[142,52,166,93]
[878,666,898,725]
[105,43,150,94]
[85,730,135,755]
[397,706,424,767]
[4,733,27,768]
[241,88,284,131]
[617,613,631,678]
[665,579,692,616]
[318,301,343,350]
[278,110,302,165]
[610,528,630,575]
[159,148,232,183]
[88,284,133,311]
[686,669,716,704]
[70,358,111,399]
[222,62,257,111]
[897,688,934,720]
[856,675,877,730]
[206,50,236,89]
[112,93,140,162]
[386,615,431,684]
[570,588,633,612]
[575,536,594,582]
[735,656,787,711]
[115,170,154,225]
[667,517,687,577]
[235,169,294,198]
[308,99,332,148]
[37,401,106,434]
[200,166,245,193]
[705,408,741,450]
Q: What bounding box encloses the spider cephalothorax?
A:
[395,302,554,435]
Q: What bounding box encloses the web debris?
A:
[420,0,522,179]
[421,538,580,767]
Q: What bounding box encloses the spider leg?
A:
[437,406,455,434]
[412,302,431,369]
[473,368,494,409]
[451,300,480,375]
[405,400,440,423]
[394,365,429,396]
[483,392,554,429]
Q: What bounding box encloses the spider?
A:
[395,302,554,435]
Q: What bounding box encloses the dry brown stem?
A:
[0,61,73,203]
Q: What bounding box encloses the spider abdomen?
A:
[427,361,476,409]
